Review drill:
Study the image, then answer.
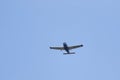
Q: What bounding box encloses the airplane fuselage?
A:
[63,42,70,53]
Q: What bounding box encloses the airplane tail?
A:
[63,52,75,55]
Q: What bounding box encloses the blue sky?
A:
[0,0,120,80]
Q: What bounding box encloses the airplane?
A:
[50,42,83,54]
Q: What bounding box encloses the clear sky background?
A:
[0,0,120,80]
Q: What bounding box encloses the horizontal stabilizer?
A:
[63,52,75,55]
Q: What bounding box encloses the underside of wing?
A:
[49,47,65,50]
[68,44,83,50]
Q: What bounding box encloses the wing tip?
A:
[49,47,52,49]
[80,44,83,47]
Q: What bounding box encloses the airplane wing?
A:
[49,47,65,50]
[68,44,83,50]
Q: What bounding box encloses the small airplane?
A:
[50,42,83,54]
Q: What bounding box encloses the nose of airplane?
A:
[63,42,66,44]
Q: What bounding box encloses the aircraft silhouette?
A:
[50,42,83,54]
